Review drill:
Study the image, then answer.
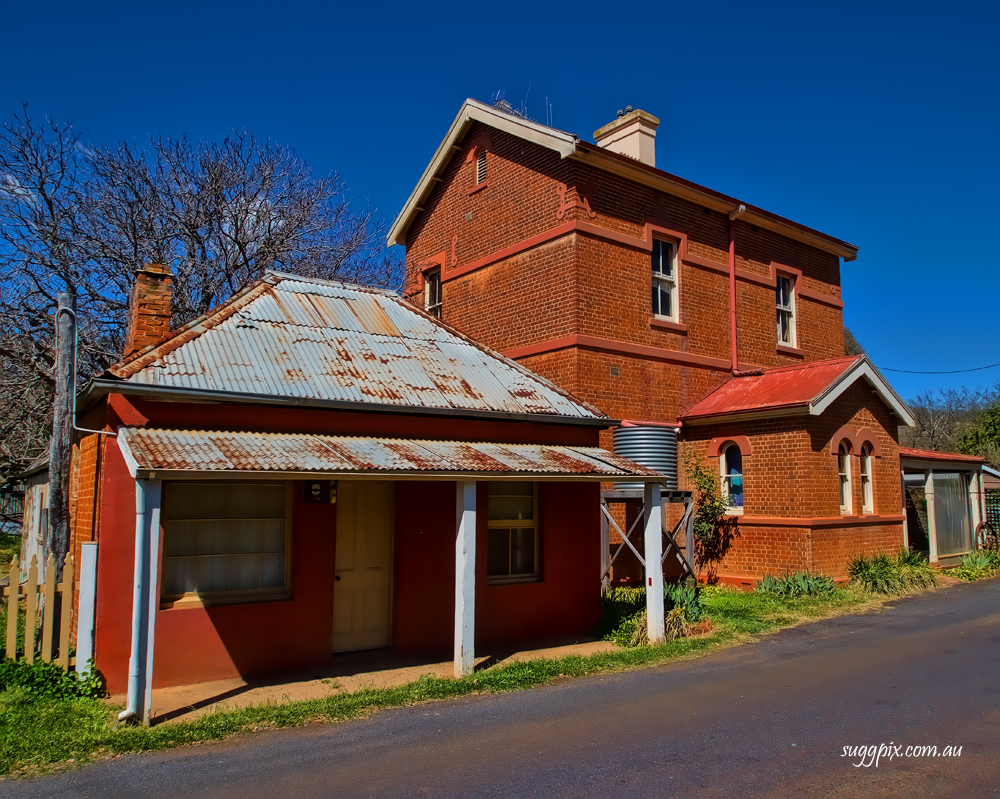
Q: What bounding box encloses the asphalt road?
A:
[8,579,1000,799]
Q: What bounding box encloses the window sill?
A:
[468,182,488,196]
[649,316,688,334]
[487,576,541,586]
[776,343,804,357]
[160,591,293,610]
[724,507,744,517]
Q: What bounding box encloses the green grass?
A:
[0,580,905,779]
[0,535,18,581]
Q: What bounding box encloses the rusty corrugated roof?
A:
[105,273,603,421]
[118,428,664,480]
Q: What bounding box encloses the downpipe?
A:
[118,480,147,723]
[728,204,746,375]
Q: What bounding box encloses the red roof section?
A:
[680,356,864,420]
[899,447,985,464]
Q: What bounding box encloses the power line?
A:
[878,362,1000,375]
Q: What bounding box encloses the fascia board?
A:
[130,468,666,483]
[809,358,916,426]
[680,406,811,425]
[387,99,578,247]
[116,428,143,479]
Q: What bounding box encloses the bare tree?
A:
[0,105,402,482]
[901,384,1000,453]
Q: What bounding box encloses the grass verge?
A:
[0,584,900,779]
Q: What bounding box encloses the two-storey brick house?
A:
[390,100,915,583]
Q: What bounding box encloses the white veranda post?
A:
[455,481,477,677]
[644,482,665,644]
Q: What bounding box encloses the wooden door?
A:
[333,482,394,652]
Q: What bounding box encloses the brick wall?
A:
[403,125,846,430]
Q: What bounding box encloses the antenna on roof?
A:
[491,89,534,122]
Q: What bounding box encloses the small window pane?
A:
[487,529,511,576]
[261,554,285,588]
[232,521,261,554]
[260,485,286,518]
[230,554,261,590]
[512,529,536,574]
[261,519,286,553]
[199,520,230,555]
[199,555,230,592]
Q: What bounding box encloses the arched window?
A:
[721,443,744,512]
[838,442,852,514]
[860,444,873,514]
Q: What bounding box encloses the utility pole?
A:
[50,291,76,582]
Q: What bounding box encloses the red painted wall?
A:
[92,394,607,689]
[95,441,337,692]
[392,481,601,656]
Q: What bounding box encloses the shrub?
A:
[0,658,105,700]
[664,579,704,622]
[755,569,836,597]
[848,549,936,594]
[595,582,703,647]
[951,549,1000,581]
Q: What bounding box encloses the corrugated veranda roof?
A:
[116,428,665,481]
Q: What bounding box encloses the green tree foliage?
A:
[843,326,865,356]
[958,401,1000,468]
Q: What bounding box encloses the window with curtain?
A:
[162,482,290,603]
[721,444,744,511]
[487,482,538,584]
[776,274,795,345]
[425,268,442,318]
[860,444,873,514]
[651,238,678,321]
[838,443,852,514]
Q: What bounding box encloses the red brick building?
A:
[69,268,661,719]
[390,100,916,583]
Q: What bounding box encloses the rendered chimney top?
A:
[593,108,660,168]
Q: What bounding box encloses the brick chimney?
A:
[593,108,660,167]
[125,264,173,357]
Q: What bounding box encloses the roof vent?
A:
[593,108,660,167]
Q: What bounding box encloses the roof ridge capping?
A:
[265,269,399,297]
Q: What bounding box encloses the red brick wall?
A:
[403,126,846,431]
[678,377,905,580]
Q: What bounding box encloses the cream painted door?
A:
[333,482,394,652]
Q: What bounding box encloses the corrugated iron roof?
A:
[680,356,864,420]
[118,428,664,481]
[105,272,602,421]
[899,447,985,464]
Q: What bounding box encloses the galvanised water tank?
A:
[613,423,677,490]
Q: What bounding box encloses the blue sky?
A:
[4,0,998,401]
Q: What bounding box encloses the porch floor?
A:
[110,636,616,725]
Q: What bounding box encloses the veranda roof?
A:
[116,428,666,482]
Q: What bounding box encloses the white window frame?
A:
[161,481,292,607]
[424,267,442,319]
[860,444,873,514]
[776,273,796,346]
[486,482,539,584]
[720,444,744,515]
[651,238,679,322]
[838,443,853,515]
